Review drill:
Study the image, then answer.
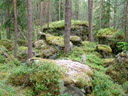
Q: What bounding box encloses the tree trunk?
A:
[99,0,102,29]
[78,0,82,20]
[59,0,61,20]
[107,0,110,27]
[113,0,117,28]
[13,0,18,58]
[64,0,71,54]
[27,0,33,59]
[6,6,11,40]
[40,1,43,31]
[125,2,128,41]
[88,0,93,42]
[47,0,50,33]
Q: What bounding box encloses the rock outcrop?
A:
[29,57,93,96]
[42,20,90,40]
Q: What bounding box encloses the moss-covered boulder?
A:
[96,28,124,53]
[46,34,65,47]
[42,46,58,58]
[102,58,115,67]
[42,20,90,40]
[70,35,81,45]
[34,40,47,49]
[97,44,112,57]
[29,58,93,89]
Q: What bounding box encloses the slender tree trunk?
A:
[47,0,50,33]
[40,1,43,31]
[125,2,128,41]
[107,0,110,27]
[64,0,71,54]
[113,0,117,28]
[99,0,102,29]
[88,0,93,42]
[59,0,61,20]
[13,0,18,58]
[6,6,11,40]
[78,0,82,20]
[27,0,33,59]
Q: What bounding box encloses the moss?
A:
[102,58,115,67]
[17,46,28,62]
[106,61,128,84]
[46,34,65,47]
[43,20,89,30]
[97,44,112,55]
[8,62,62,96]
[0,39,14,51]
[70,36,81,44]
[96,28,119,39]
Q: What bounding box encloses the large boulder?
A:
[42,20,90,40]
[29,58,93,95]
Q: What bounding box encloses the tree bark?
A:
[125,2,128,41]
[64,0,71,54]
[59,0,61,21]
[113,0,117,28]
[88,0,93,42]
[40,1,43,31]
[13,0,18,58]
[99,0,102,29]
[6,6,11,40]
[27,0,33,59]
[47,0,50,33]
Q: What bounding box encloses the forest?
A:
[0,0,128,96]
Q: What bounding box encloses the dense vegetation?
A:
[0,0,128,96]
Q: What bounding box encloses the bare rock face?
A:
[29,58,93,96]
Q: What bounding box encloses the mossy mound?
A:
[7,62,62,96]
[96,28,124,54]
[102,58,115,67]
[70,35,81,45]
[46,34,65,47]
[0,39,14,51]
[42,20,89,40]
[96,28,124,40]
[97,44,112,57]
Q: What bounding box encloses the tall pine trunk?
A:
[113,0,117,28]
[47,0,50,33]
[99,0,102,29]
[88,0,93,42]
[27,0,33,59]
[64,0,71,54]
[13,0,18,58]
[40,1,43,31]
[125,2,128,41]
[59,0,61,20]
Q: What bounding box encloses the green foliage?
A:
[8,62,62,96]
[122,81,128,94]
[0,81,16,96]
[92,71,124,96]
[117,42,128,51]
